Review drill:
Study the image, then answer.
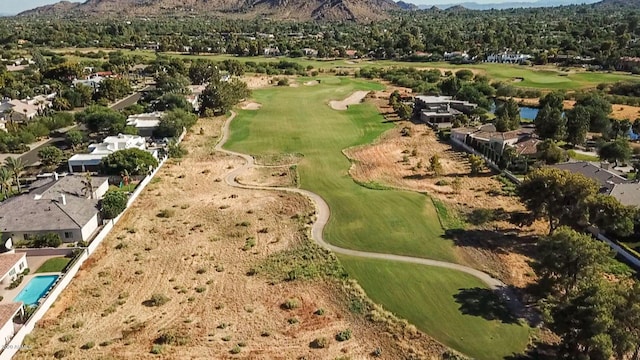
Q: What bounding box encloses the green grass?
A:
[35,257,71,273]
[108,183,138,192]
[52,48,639,91]
[225,77,531,358]
[227,77,455,261]
[340,256,531,360]
[567,150,600,162]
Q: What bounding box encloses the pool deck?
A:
[0,272,61,305]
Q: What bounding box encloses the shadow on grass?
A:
[453,287,519,324]
[503,341,558,360]
[443,228,538,258]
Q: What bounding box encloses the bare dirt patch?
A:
[329,91,370,111]
[243,75,273,89]
[17,115,448,360]
[304,80,320,86]
[253,153,304,166]
[236,165,298,188]
[241,101,262,110]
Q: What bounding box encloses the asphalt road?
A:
[13,90,145,166]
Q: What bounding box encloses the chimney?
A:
[600,162,610,170]
[60,194,66,206]
[53,172,58,181]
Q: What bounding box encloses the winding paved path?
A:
[216,111,528,318]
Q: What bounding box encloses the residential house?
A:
[0,94,54,122]
[609,183,640,207]
[552,162,630,193]
[0,252,28,286]
[67,134,147,173]
[444,51,469,61]
[0,302,23,349]
[303,48,318,57]
[72,74,105,90]
[486,52,532,64]
[0,174,109,243]
[126,112,164,137]
[264,47,280,57]
[187,85,207,112]
[451,124,539,166]
[617,57,640,72]
[414,96,478,129]
[0,119,6,132]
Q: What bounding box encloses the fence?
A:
[0,154,173,360]
[14,248,76,257]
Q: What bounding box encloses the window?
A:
[9,269,15,276]
[23,234,32,241]
[64,232,73,239]
[18,262,24,270]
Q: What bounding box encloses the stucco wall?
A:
[0,318,15,348]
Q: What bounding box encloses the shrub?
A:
[314,308,325,316]
[101,148,158,175]
[155,330,190,346]
[335,329,352,342]
[99,340,113,347]
[72,320,84,329]
[31,233,62,248]
[238,341,247,347]
[230,345,242,354]
[150,344,164,354]
[115,242,127,250]
[287,317,299,324]
[311,337,328,349]
[59,334,74,342]
[242,237,256,251]
[196,268,206,274]
[282,298,300,310]
[102,190,128,219]
[80,342,95,350]
[146,294,170,307]
[222,335,232,341]
[195,286,206,293]
[157,209,175,218]
[53,349,69,359]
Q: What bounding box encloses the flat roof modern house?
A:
[414,96,478,129]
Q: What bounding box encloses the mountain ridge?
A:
[19,0,401,21]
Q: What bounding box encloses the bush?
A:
[157,209,175,218]
[230,345,242,354]
[314,308,325,316]
[155,330,189,345]
[102,190,128,219]
[311,337,328,349]
[335,329,352,342]
[80,342,95,350]
[32,233,62,248]
[150,344,164,354]
[146,294,170,307]
[101,148,158,176]
[59,334,74,342]
[282,298,300,310]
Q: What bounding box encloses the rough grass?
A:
[225,77,531,358]
[567,150,600,162]
[339,256,531,360]
[35,257,71,273]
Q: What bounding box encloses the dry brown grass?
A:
[16,114,449,360]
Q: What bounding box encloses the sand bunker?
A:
[305,80,320,86]
[289,83,300,88]
[241,102,262,110]
[329,91,369,111]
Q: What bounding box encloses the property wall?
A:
[94,180,109,200]
[7,230,82,244]
[80,214,100,242]
[0,319,15,349]
[15,248,75,257]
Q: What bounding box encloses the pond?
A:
[491,100,540,120]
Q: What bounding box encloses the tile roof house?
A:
[0,174,108,244]
[0,302,23,349]
[0,252,27,286]
[552,162,629,193]
[67,134,147,173]
[608,183,640,207]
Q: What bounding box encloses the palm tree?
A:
[0,167,12,199]
[81,173,94,199]
[4,157,25,194]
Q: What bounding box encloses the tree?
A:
[101,148,159,175]
[155,73,190,94]
[539,91,565,110]
[81,173,94,199]
[102,190,128,219]
[428,154,443,176]
[153,93,194,112]
[439,76,462,96]
[199,78,250,115]
[396,102,412,120]
[154,109,197,138]
[518,168,599,233]
[0,167,12,199]
[37,146,64,169]
[188,59,219,85]
[76,106,126,135]
[566,106,590,146]
[4,157,24,193]
[535,105,566,140]
[535,226,613,295]
[611,283,640,360]
[455,69,474,81]
[575,94,612,133]
[537,139,568,164]
[495,98,520,131]
[96,78,132,102]
[588,194,635,237]
[66,130,84,151]
[599,139,632,166]
[468,154,484,175]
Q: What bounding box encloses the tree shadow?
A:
[453,287,520,324]
[443,228,538,257]
[503,341,558,360]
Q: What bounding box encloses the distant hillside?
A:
[594,0,640,8]
[396,1,419,10]
[418,0,600,10]
[19,0,401,21]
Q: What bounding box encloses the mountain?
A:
[418,0,600,10]
[396,1,419,10]
[594,0,640,8]
[19,0,401,21]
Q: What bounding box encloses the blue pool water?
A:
[13,275,59,306]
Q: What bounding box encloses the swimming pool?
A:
[13,275,59,306]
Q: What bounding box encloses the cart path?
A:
[216,111,532,321]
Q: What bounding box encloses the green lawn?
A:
[35,257,71,273]
[225,77,531,359]
[567,149,600,162]
[341,256,531,360]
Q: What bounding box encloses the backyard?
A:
[34,257,71,273]
[225,77,531,359]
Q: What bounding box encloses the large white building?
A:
[68,134,147,173]
[126,112,163,137]
[486,52,533,64]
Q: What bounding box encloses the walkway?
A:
[216,111,532,322]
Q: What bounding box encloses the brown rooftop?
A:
[0,253,25,279]
[0,302,23,326]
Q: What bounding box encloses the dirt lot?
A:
[236,165,298,188]
[17,115,448,359]
[350,90,543,287]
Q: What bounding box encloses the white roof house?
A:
[68,134,147,173]
[72,75,104,89]
[127,112,164,137]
